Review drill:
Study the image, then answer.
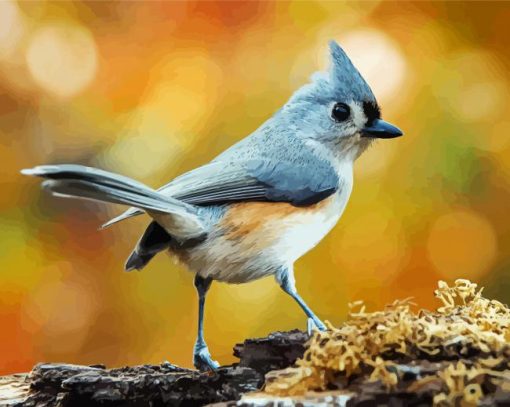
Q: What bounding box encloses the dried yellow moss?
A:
[264,279,510,404]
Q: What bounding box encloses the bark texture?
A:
[0,330,307,407]
[2,328,510,406]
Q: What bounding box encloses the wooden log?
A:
[0,330,308,406]
[2,328,510,406]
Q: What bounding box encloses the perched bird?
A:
[22,41,403,371]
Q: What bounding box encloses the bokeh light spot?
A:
[339,29,407,104]
[434,50,507,129]
[21,262,96,354]
[335,210,408,284]
[99,51,222,180]
[26,24,98,98]
[482,120,510,153]
[427,209,497,280]
[456,81,507,123]
[0,0,25,58]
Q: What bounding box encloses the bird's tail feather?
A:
[100,207,143,230]
[22,164,205,239]
[125,221,172,271]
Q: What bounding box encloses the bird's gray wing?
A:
[102,162,260,228]
[101,151,339,228]
[161,158,339,207]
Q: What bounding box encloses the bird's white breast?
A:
[268,183,352,266]
[176,167,353,284]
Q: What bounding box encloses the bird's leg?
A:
[193,274,219,371]
[275,267,327,332]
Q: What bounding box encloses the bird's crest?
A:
[328,40,375,102]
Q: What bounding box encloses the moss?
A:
[263,280,510,405]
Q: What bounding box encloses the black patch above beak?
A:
[361,119,403,139]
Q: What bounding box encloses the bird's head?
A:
[280,40,403,160]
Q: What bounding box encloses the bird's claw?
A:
[307,317,327,335]
[193,344,219,371]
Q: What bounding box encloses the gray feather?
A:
[24,165,206,238]
[328,41,376,102]
[100,207,143,229]
[42,179,183,214]
[23,164,153,193]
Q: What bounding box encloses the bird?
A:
[22,41,403,371]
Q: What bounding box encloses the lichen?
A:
[263,279,510,404]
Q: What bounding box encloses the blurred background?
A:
[1,1,509,375]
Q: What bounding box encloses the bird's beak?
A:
[361,119,403,139]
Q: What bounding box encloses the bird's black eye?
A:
[331,103,350,122]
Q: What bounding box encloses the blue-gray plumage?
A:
[22,41,403,371]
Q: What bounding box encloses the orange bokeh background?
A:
[1,1,510,374]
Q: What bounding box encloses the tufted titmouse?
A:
[22,41,403,371]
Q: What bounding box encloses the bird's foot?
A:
[193,343,219,371]
[307,317,327,335]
